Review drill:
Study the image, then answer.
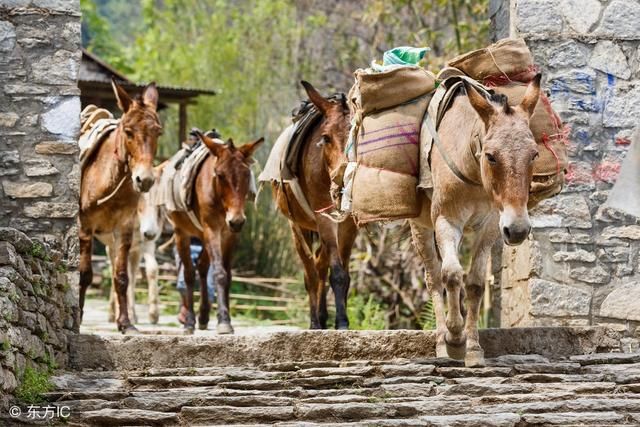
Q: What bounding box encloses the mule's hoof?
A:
[445,334,466,360]
[217,323,234,335]
[149,312,159,325]
[120,325,140,335]
[465,349,485,368]
[336,325,349,331]
[435,343,449,358]
[183,326,195,335]
[198,323,209,331]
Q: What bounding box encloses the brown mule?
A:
[79,79,161,334]
[272,81,357,329]
[410,75,542,367]
[169,132,263,334]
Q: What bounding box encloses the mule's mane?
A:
[488,93,513,115]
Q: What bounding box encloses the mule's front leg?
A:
[175,233,196,333]
[196,249,211,330]
[78,227,93,324]
[410,222,447,357]
[143,241,160,325]
[205,228,233,334]
[463,222,500,367]
[435,216,466,360]
[114,229,137,333]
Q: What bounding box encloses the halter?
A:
[97,125,131,206]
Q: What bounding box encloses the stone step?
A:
[68,327,623,370]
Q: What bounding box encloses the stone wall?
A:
[0,228,79,408]
[490,0,640,330]
[0,1,81,257]
[0,1,81,408]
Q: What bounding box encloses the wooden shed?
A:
[78,48,216,144]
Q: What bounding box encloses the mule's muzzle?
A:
[228,218,245,233]
[143,230,157,241]
[502,223,531,246]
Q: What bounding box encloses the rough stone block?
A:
[35,141,78,155]
[600,281,640,321]
[601,225,640,240]
[23,202,77,219]
[603,84,640,128]
[530,279,591,317]
[31,50,79,86]
[589,41,632,79]
[0,20,16,53]
[560,0,601,34]
[553,250,596,263]
[0,150,20,177]
[547,40,590,68]
[41,97,81,137]
[570,265,611,284]
[516,0,563,34]
[24,159,59,177]
[548,231,592,245]
[531,195,592,229]
[2,181,53,198]
[597,247,629,263]
[0,112,19,128]
[596,0,640,39]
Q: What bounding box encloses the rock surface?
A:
[8,350,640,426]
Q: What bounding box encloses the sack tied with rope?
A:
[340,65,436,224]
[447,38,569,208]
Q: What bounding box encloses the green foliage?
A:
[15,366,54,404]
[347,292,386,330]
[419,299,437,330]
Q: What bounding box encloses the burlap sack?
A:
[354,66,436,115]
[357,94,431,177]
[447,38,534,82]
[351,165,419,223]
[493,83,568,207]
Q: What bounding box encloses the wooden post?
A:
[179,102,187,145]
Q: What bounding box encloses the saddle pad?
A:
[78,105,119,171]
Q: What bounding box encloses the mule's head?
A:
[195,131,264,232]
[301,81,350,175]
[464,75,542,246]
[111,78,162,193]
[137,167,164,241]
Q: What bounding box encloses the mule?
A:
[169,131,263,334]
[105,164,166,325]
[272,81,357,329]
[410,75,542,367]
[79,79,161,333]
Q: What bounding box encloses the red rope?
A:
[315,204,335,214]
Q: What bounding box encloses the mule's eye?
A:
[531,151,539,163]
[317,135,330,147]
[485,153,497,165]
[124,128,134,138]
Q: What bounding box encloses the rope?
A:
[97,175,129,206]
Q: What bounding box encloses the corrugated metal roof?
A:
[79,49,216,98]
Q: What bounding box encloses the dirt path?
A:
[81,297,300,336]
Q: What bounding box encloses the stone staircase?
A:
[7,328,640,426]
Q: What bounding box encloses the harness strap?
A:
[97,175,129,206]
[423,111,482,187]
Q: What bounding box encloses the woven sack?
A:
[447,38,535,82]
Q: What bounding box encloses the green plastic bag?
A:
[383,46,429,66]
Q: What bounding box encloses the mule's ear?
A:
[111,77,132,113]
[301,80,332,115]
[239,137,265,159]
[464,80,497,128]
[195,130,226,157]
[142,82,159,111]
[519,73,542,118]
[225,138,237,152]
